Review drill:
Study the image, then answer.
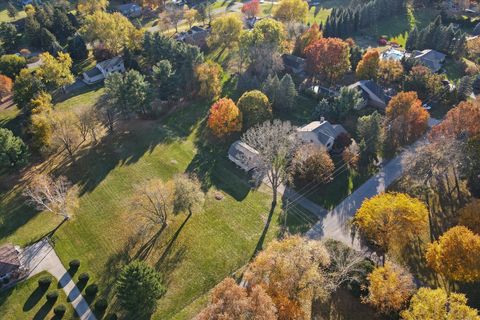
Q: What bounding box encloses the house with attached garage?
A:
[409,49,446,73]
[83,56,125,85]
[0,244,25,285]
[297,118,347,151]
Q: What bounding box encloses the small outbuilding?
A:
[228,140,260,172]
[118,3,143,18]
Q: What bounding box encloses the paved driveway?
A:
[20,240,96,320]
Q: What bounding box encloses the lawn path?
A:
[20,239,97,320]
[305,118,442,249]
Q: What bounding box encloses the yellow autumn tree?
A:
[353,192,429,259]
[426,226,480,282]
[195,60,223,101]
[38,52,74,90]
[273,0,309,23]
[356,49,380,80]
[244,235,331,319]
[459,199,480,234]
[77,0,109,15]
[364,262,416,313]
[401,288,480,320]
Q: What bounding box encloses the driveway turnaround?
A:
[20,239,97,320]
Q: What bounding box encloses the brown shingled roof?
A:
[0,244,20,276]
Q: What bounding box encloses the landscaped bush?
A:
[46,291,59,302]
[54,304,66,317]
[95,298,108,312]
[38,276,52,289]
[85,284,98,297]
[78,272,90,282]
[69,259,80,270]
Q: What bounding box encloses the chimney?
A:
[320,116,325,123]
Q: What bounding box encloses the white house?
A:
[228,140,260,172]
[83,56,125,85]
[297,119,347,151]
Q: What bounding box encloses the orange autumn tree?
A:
[207,98,242,138]
[430,99,480,140]
[241,0,260,19]
[0,74,13,101]
[356,49,380,80]
[195,278,277,319]
[364,262,416,314]
[305,37,350,84]
[459,199,480,234]
[385,91,429,150]
[426,226,480,282]
[293,23,322,57]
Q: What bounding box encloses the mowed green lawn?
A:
[0,85,318,319]
[0,272,75,319]
[0,2,26,23]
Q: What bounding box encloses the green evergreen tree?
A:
[261,73,280,107]
[25,16,42,48]
[116,261,166,319]
[6,2,17,19]
[52,8,75,43]
[40,28,62,54]
[406,27,418,51]
[67,34,88,61]
[0,128,29,169]
[277,74,297,110]
[0,23,18,52]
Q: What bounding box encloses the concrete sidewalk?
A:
[20,239,96,320]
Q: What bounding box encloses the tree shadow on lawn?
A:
[186,118,251,201]
[32,300,55,320]
[23,286,48,312]
[55,100,210,196]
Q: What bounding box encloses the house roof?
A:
[349,80,387,107]
[85,66,102,78]
[97,56,124,71]
[0,244,20,276]
[381,48,405,61]
[298,121,344,146]
[282,54,305,70]
[118,3,141,12]
[412,49,446,72]
[228,141,260,169]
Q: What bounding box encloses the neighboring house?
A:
[175,26,209,48]
[409,49,446,73]
[307,85,339,98]
[349,80,389,109]
[0,244,22,281]
[381,47,405,61]
[118,3,143,18]
[282,54,306,78]
[83,56,125,85]
[228,140,260,173]
[297,119,347,151]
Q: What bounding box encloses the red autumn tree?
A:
[0,74,13,101]
[385,91,429,149]
[430,99,480,140]
[207,98,242,138]
[293,23,322,57]
[241,0,260,19]
[305,37,351,84]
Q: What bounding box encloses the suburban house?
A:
[0,244,22,282]
[381,47,405,61]
[297,119,347,151]
[83,56,125,85]
[282,54,306,78]
[349,80,389,109]
[175,26,209,48]
[409,49,446,73]
[228,140,260,173]
[118,3,143,18]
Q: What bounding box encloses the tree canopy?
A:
[207,98,242,138]
[236,90,272,129]
[0,128,29,169]
[305,37,351,83]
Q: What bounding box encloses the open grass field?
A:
[0,80,320,319]
[0,272,75,319]
[0,2,26,23]
[356,7,439,48]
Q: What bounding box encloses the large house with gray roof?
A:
[297,119,347,151]
[409,49,446,73]
[349,80,389,109]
